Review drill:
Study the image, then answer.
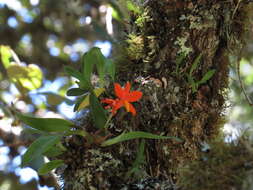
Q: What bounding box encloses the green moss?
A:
[126,34,145,60]
[135,11,150,28]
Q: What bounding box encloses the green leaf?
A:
[198,69,216,85]
[105,59,116,81]
[66,88,87,96]
[22,135,61,167]
[82,51,94,84]
[73,95,87,112]
[77,88,105,111]
[16,112,73,132]
[190,54,202,76]
[82,47,106,86]
[109,2,124,21]
[90,92,107,129]
[126,0,140,14]
[64,66,83,80]
[27,155,45,171]
[38,160,64,175]
[65,130,93,143]
[43,146,64,157]
[187,74,197,93]
[39,92,74,105]
[0,45,12,68]
[64,66,90,89]
[7,64,43,91]
[101,131,182,147]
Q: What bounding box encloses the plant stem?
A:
[104,113,113,129]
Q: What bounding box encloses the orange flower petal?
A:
[124,101,130,112]
[114,83,124,98]
[124,82,131,93]
[127,91,143,102]
[112,100,124,114]
[128,103,136,116]
[101,98,115,104]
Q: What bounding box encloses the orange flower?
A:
[101,82,142,116]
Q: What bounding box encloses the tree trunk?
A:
[61,1,253,189]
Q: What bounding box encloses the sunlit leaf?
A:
[101,131,182,147]
[0,45,12,68]
[126,0,140,14]
[73,95,87,112]
[77,88,105,111]
[16,112,73,132]
[90,92,107,129]
[7,64,43,91]
[38,159,64,175]
[22,135,61,167]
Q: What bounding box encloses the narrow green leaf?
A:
[22,135,61,167]
[190,53,202,76]
[101,131,182,147]
[175,53,186,74]
[38,160,64,175]
[16,112,73,132]
[66,88,87,96]
[198,69,216,85]
[90,92,107,129]
[105,59,116,81]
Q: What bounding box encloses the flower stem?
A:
[104,113,113,129]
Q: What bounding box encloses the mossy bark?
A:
[61,1,253,189]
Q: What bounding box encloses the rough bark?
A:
[60,1,253,189]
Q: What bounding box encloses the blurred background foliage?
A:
[1,0,253,189]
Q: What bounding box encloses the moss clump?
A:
[126,34,144,60]
[178,137,253,190]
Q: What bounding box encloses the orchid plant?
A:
[16,47,181,176]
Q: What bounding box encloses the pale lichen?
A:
[174,33,193,55]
